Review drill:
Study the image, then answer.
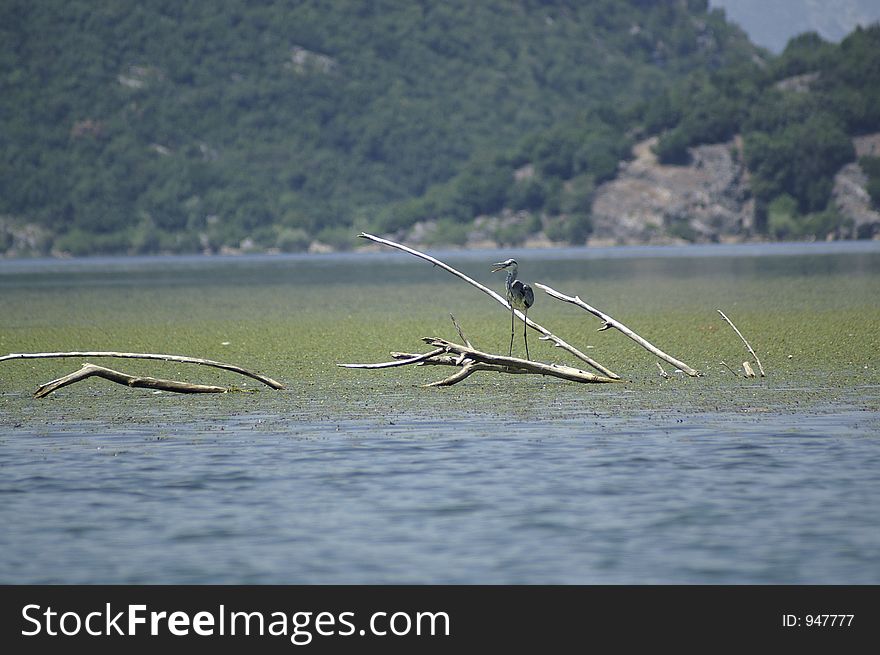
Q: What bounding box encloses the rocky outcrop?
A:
[0,217,53,256]
[833,133,880,239]
[589,136,755,245]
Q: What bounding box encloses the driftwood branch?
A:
[533,283,700,377]
[357,232,619,379]
[425,362,481,387]
[390,352,533,374]
[338,347,446,370]
[342,336,619,386]
[0,351,285,389]
[717,310,765,377]
[419,338,620,386]
[33,363,230,398]
[343,348,517,386]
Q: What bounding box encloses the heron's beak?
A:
[491,262,507,272]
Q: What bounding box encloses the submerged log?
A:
[0,350,285,389]
[33,363,230,398]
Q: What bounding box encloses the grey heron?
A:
[491,258,534,360]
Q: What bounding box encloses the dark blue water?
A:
[2,407,878,584]
[2,242,879,583]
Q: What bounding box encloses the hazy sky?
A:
[709,0,880,52]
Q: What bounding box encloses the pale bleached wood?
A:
[533,283,700,377]
[345,338,618,386]
[33,363,229,398]
[423,362,480,387]
[339,347,446,369]
[357,232,619,379]
[390,352,531,375]
[0,351,285,389]
[717,309,765,377]
[420,337,619,385]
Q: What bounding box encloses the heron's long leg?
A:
[523,308,530,361]
[509,305,515,357]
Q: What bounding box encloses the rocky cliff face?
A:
[588,132,880,245]
[589,136,755,245]
[833,133,880,239]
[0,217,53,257]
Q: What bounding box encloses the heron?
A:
[491,258,534,360]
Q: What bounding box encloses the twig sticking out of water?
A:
[716,310,765,377]
[533,282,700,377]
[449,313,472,349]
[0,350,285,389]
[33,363,231,398]
[449,313,472,366]
[357,232,618,379]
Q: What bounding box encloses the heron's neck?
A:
[506,267,518,291]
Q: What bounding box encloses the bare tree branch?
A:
[423,362,480,387]
[717,309,765,377]
[449,313,473,349]
[420,337,620,385]
[1,351,285,389]
[338,348,446,369]
[533,282,700,377]
[33,363,231,398]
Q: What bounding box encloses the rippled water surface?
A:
[1,242,879,583]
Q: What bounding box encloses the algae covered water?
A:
[1,241,879,583]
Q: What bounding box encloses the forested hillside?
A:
[645,25,880,239]
[0,0,758,255]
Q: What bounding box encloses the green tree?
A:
[745,113,853,214]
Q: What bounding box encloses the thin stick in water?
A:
[716,310,765,377]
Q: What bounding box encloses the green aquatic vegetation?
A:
[1,249,879,431]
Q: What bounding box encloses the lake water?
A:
[1,241,879,584]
